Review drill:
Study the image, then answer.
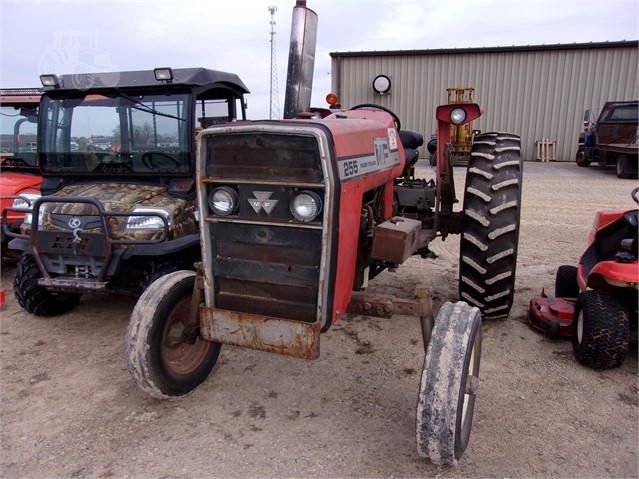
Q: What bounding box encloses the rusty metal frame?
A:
[346,288,435,349]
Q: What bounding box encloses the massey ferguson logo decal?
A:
[68,218,82,228]
[338,137,401,182]
[248,192,278,214]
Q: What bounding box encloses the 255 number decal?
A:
[342,160,359,178]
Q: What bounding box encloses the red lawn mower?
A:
[529,187,639,369]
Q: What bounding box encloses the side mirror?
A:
[583,109,591,128]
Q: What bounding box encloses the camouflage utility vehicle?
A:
[6,67,249,315]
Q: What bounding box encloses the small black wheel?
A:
[349,103,401,131]
[14,254,81,316]
[575,146,590,167]
[416,301,482,465]
[459,132,523,319]
[125,270,221,398]
[554,265,579,297]
[572,289,630,369]
[616,155,635,179]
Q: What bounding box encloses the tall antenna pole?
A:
[268,5,280,120]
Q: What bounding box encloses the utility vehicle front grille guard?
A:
[4,196,169,283]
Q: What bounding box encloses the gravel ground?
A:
[1,161,637,479]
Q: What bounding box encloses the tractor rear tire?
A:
[459,132,523,319]
[572,289,630,369]
[125,270,221,398]
[416,301,482,465]
[554,265,579,298]
[14,254,81,316]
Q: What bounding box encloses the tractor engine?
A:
[196,108,416,357]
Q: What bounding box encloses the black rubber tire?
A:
[416,301,482,465]
[575,146,590,167]
[572,289,630,369]
[616,155,635,179]
[125,270,221,398]
[459,132,523,319]
[14,255,81,316]
[554,265,579,298]
[139,256,188,292]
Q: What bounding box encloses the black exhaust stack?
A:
[283,0,318,119]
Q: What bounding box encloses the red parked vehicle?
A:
[0,88,42,256]
[529,187,639,368]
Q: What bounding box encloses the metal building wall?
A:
[330,42,638,161]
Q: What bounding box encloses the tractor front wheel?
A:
[416,301,482,465]
[572,289,630,369]
[125,270,221,398]
[459,132,523,319]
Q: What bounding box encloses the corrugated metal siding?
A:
[331,42,638,161]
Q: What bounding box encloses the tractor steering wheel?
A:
[349,103,401,131]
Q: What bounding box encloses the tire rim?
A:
[161,294,210,376]
[461,331,481,438]
[577,309,584,344]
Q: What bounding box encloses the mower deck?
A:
[528,288,576,339]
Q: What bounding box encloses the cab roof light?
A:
[40,74,60,88]
[154,67,174,83]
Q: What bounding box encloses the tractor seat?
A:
[399,130,424,150]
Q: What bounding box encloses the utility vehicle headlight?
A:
[11,193,40,210]
[209,186,238,216]
[21,196,45,228]
[126,207,172,230]
[450,108,467,125]
[290,190,322,223]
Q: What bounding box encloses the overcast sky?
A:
[1,0,637,119]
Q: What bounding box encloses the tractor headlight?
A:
[126,207,172,230]
[450,108,467,125]
[290,190,322,223]
[209,186,238,216]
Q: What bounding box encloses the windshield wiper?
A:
[118,92,185,122]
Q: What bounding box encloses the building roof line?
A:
[329,40,639,58]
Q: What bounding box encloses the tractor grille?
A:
[208,222,322,323]
[205,132,322,183]
[202,129,327,324]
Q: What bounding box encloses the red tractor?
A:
[124,1,522,465]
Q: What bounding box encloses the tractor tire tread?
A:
[459,132,523,319]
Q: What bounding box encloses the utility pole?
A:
[268,5,280,120]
